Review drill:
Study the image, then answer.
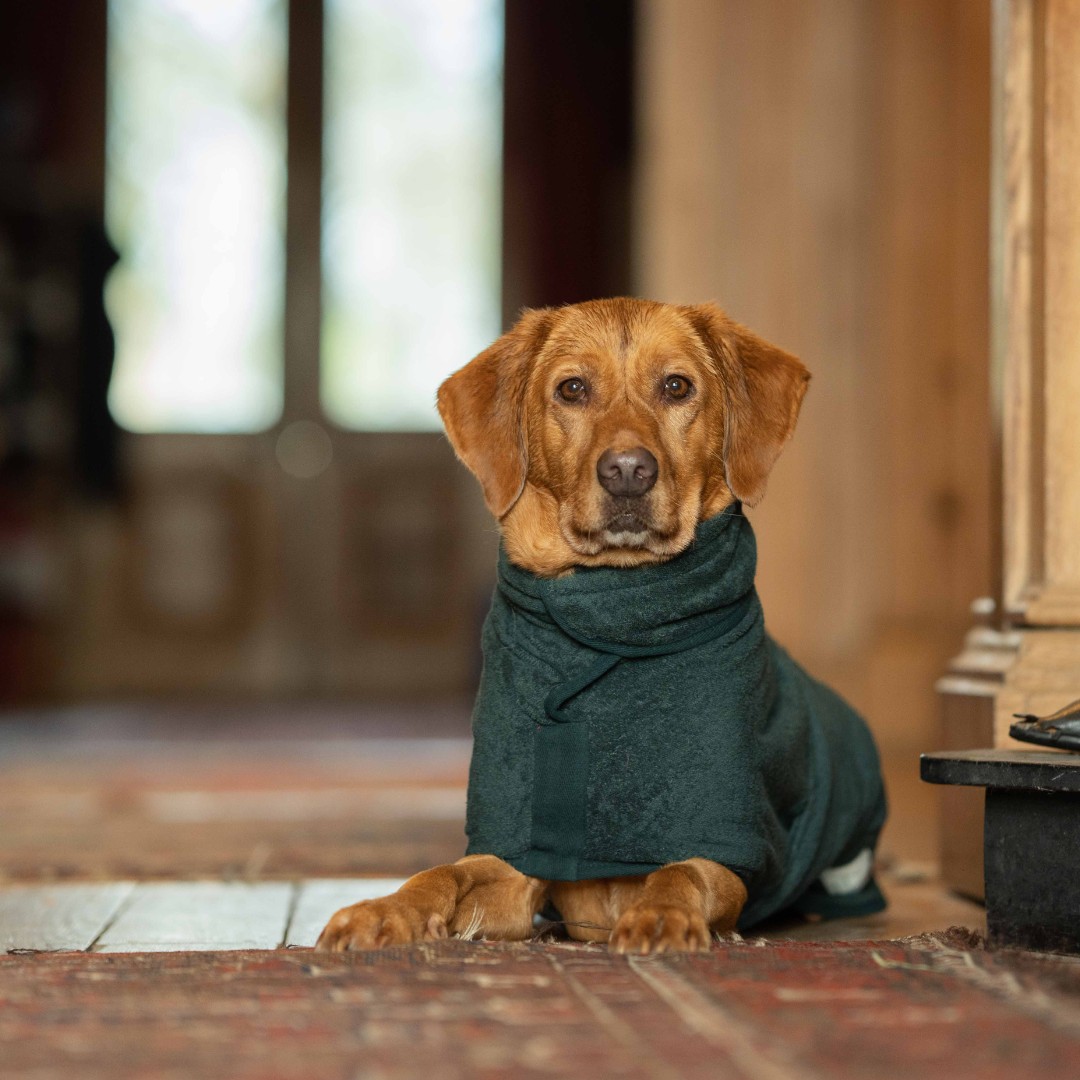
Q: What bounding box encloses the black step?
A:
[921,748,1080,955]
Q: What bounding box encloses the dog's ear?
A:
[437,307,555,519]
[683,303,810,506]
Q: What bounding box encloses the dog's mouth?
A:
[601,502,652,546]
[564,497,683,555]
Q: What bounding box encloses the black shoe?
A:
[1010,698,1080,751]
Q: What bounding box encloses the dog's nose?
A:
[596,447,658,497]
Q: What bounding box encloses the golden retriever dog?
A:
[317,298,885,954]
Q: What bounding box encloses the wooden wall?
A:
[636,0,993,862]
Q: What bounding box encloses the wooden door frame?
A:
[989,0,1080,730]
[937,0,1080,891]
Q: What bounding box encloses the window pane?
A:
[106,0,287,433]
[322,0,503,430]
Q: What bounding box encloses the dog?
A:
[317,298,886,954]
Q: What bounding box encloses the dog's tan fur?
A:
[317,299,808,954]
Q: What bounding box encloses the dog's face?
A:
[438,298,810,576]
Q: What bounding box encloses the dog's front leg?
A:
[609,858,748,955]
[315,855,547,952]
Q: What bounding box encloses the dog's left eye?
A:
[557,378,588,403]
[663,375,693,400]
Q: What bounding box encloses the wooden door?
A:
[59,0,493,701]
[56,0,636,703]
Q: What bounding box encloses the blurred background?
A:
[0,0,992,868]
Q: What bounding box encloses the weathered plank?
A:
[144,787,465,822]
[0,883,134,951]
[94,882,294,952]
[286,878,405,947]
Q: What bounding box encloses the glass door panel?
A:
[106,0,287,433]
[321,0,503,430]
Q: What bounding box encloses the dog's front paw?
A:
[315,897,448,952]
[610,903,711,955]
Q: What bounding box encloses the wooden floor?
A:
[0,870,985,953]
[0,879,402,952]
[0,704,985,953]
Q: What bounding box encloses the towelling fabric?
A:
[465,508,888,929]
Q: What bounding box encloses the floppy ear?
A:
[437,307,555,519]
[683,303,811,506]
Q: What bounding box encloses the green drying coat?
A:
[465,509,887,929]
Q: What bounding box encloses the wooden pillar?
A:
[992,0,1080,740]
[938,0,1080,892]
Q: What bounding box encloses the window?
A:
[105,0,503,435]
[106,0,287,434]
[321,0,503,430]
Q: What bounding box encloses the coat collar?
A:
[496,505,757,653]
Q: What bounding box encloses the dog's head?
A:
[438,298,809,576]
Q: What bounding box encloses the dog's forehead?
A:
[542,300,700,364]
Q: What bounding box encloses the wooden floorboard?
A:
[0,871,984,953]
[0,882,134,952]
[286,878,406,947]
[92,882,295,953]
[142,787,466,823]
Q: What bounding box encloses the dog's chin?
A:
[562,506,692,565]
[598,507,651,549]
[599,527,651,549]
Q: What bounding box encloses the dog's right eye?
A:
[556,378,588,403]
